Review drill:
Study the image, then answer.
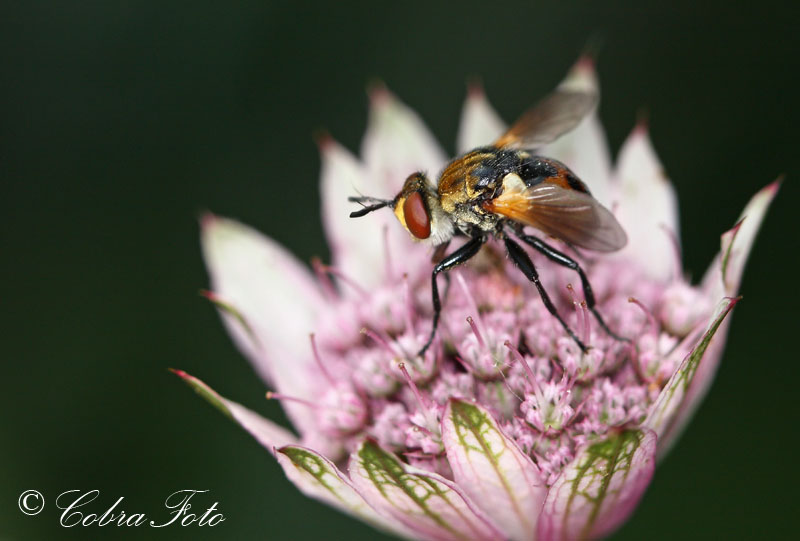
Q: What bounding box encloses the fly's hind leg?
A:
[504,236,588,353]
[418,236,484,357]
[516,233,629,343]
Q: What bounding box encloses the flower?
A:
[175,57,778,540]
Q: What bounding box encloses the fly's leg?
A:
[504,236,588,353]
[418,236,484,357]
[517,233,629,342]
[432,242,452,305]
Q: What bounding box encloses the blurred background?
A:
[2,1,798,539]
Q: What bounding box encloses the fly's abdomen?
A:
[517,155,590,194]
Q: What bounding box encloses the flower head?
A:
[177,58,777,540]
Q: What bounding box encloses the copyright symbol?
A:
[18,490,44,515]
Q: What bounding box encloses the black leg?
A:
[441,274,452,307]
[516,233,629,342]
[418,235,485,356]
[504,236,588,353]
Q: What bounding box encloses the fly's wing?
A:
[485,182,627,252]
[493,88,597,149]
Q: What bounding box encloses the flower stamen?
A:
[452,355,475,374]
[265,391,317,409]
[457,272,485,333]
[566,284,591,345]
[309,333,336,385]
[361,327,401,358]
[580,300,591,346]
[504,340,539,390]
[317,261,368,297]
[398,361,438,430]
[628,296,658,336]
[467,316,486,350]
[311,257,338,300]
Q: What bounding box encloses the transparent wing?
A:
[493,89,597,149]
[486,182,627,252]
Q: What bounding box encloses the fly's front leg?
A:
[504,236,588,353]
[517,233,629,342]
[431,241,453,305]
[418,236,484,357]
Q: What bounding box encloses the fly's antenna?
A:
[348,196,392,218]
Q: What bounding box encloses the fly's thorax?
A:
[393,173,454,245]
[437,148,511,233]
[442,200,499,234]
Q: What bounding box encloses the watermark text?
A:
[19,489,225,528]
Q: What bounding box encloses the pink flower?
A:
[176,57,778,540]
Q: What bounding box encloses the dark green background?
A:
[2,1,798,539]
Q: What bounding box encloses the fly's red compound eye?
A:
[403,191,431,239]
